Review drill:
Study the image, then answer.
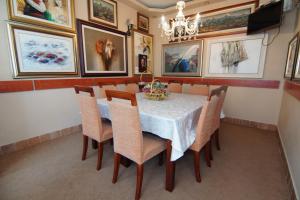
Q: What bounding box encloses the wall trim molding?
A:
[285,80,300,101]
[222,117,277,131]
[0,77,280,93]
[0,125,82,156]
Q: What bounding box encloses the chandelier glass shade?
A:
[160,1,202,42]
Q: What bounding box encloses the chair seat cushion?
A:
[102,119,113,141]
[142,133,166,163]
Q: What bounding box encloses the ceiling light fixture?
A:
[160,1,202,42]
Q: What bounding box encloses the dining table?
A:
[97,92,220,192]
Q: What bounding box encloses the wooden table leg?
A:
[165,139,175,192]
[92,139,98,149]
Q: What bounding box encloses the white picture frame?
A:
[204,34,268,78]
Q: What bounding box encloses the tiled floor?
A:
[0,123,291,200]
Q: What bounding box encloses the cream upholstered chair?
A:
[187,84,209,96]
[74,85,113,171]
[98,82,117,98]
[167,80,183,93]
[189,91,219,182]
[211,86,228,150]
[125,81,139,93]
[106,90,165,200]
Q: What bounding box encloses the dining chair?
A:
[74,85,113,171]
[106,90,166,200]
[187,84,209,96]
[189,92,220,182]
[167,80,183,93]
[212,86,228,151]
[124,80,139,93]
[98,82,117,98]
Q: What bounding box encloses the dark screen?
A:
[247,1,283,34]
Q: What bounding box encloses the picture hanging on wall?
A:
[132,30,153,75]
[88,0,118,28]
[76,19,128,77]
[175,1,257,39]
[292,35,300,81]
[137,13,149,33]
[162,41,203,77]
[285,34,299,79]
[7,0,76,32]
[204,34,268,78]
[7,23,78,78]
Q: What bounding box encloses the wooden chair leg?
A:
[158,151,164,166]
[82,135,88,160]
[135,164,144,200]
[209,138,213,161]
[96,142,104,171]
[193,150,201,182]
[215,129,221,150]
[112,153,121,183]
[205,143,211,168]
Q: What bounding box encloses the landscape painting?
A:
[8,24,78,78]
[204,34,267,78]
[133,30,153,74]
[77,20,127,77]
[162,41,203,77]
[89,0,118,28]
[137,13,149,33]
[8,0,75,32]
[175,2,256,38]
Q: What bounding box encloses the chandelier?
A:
[160,1,202,42]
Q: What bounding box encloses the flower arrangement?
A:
[142,79,168,101]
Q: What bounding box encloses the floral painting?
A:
[77,19,127,77]
[162,41,203,77]
[204,34,267,78]
[8,24,78,78]
[8,0,75,32]
[89,0,118,28]
[133,30,153,74]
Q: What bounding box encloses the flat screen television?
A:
[247,1,283,35]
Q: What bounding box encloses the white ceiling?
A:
[137,0,192,9]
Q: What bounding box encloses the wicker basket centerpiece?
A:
[142,79,168,101]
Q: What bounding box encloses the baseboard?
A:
[223,117,277,131]
[276,128,299,200]
[0,124,82,156]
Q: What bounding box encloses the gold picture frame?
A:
[7,23,79,78]
[7,0,76,32]
[137,13,149,33]
[132,29,153,75]
[88,0,118,29]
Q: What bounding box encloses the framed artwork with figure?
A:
[7,23,78,78]
[76,19,128,77]
[7,0,76,32]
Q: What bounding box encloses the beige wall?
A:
[149,0,297,125]
[278,12,300,199]
[0,0,138,146]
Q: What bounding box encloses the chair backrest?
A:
[125,80,139,94]
[168,80,183,93]
[193,93,219,151]
[213,86,228,130]
[98,82,117,98]
[74,85,103,141]
[106,90,143,164]
[187,84,209,96]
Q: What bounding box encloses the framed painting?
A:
[77,19,128,77]
[285,34,299,79]
[292,36,300,81]
[7,23,78,78]
[174,1,257,39]
[137,13,149,33]
[204,34,268,78]
[162,41,203,77]
[88,0,118,28]
[7,0,75,32]
[132,30,153,75]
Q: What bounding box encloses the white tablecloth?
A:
[97,93,211,161]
